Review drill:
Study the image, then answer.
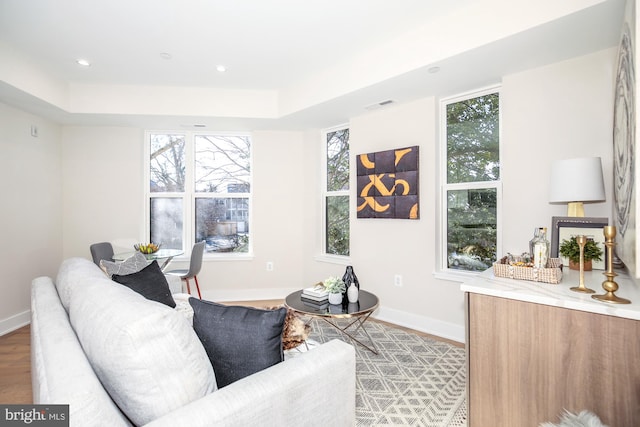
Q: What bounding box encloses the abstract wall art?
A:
[356,146,419,219]
[613,0,637,277]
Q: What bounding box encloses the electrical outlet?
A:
[394,274,402,287]
[266,261,274,272]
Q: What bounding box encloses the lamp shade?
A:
[549,157,606,203]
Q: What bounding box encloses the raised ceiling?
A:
[0,0,625,129]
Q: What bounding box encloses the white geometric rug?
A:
[306,318,467,427]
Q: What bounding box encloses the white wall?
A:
[501,48,615,252]
[347,97,467,341]
[60,127,308,301]
[0,102,62,334]
[61,127,145,258]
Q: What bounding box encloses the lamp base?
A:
[566,202,585,217]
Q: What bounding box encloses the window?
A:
[324,126,350,256]
[440,88,501,272]
[147,132,251,255]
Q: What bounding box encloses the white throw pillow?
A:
[68,277,216,425]
[56,257,112,311]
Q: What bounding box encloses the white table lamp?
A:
[549,157,605,217]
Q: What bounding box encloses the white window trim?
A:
[144,130,254,260]
[436,85,503,278]
[319,124,351,263]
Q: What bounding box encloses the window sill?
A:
[203,253,255,261]
[314,254,351,265]
[433,269,481,283]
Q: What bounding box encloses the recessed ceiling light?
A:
[76,58,91,67]
[160,52,172,60]
[428,66,441,74]
[216,65,227,73]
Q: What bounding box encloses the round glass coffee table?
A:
[284,289,380,354]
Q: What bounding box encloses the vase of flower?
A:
[323,276,346,305]
[328,292,343,305]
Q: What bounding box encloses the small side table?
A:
[284,289,380,354]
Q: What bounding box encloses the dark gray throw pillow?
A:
[188,298,287,388]
[111,261,176,308]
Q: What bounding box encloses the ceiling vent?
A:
[365,100,394,111]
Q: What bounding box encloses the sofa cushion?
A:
[100,252,149,277]
[111,260,176,308]
[69,275,217,426]
[56,257,113,312]
[189,298,287,388]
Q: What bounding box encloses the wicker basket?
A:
[493,258,563,284]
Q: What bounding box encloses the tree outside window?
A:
[148,133,251,254]
[443,90,500,272]
[325,127,350,256]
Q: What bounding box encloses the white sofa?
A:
[31,258,356,426]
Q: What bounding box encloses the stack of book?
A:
[301,284,329,308]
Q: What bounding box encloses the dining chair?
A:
[90,242,114,266]
[165,241,205,299]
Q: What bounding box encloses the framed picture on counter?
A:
[550,216,608,270]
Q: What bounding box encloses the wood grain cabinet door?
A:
[466,292,640,427]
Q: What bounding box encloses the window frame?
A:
[437,86,503,278]
[320,124,351,262]
[144,130,254,259]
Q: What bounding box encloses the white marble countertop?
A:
[460,267,640,321]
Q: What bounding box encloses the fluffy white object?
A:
[539,410,609,427]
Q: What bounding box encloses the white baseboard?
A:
[372,306,465,344]
[201,287,300,303]
[0,310,30,336]
[202,288,466,344]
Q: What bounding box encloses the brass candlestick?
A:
[570,235,595,293]
[592,226,631,304]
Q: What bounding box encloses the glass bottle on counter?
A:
[533,227,550,268]
[529,228,542,258]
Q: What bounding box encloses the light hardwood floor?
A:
[0,299,462,404]
[0,325,31,404]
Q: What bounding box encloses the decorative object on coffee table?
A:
[347,282,359,303]
[322,276,346,305]
[341,265,360,304]
[341,265,360,289]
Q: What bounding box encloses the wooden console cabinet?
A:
[462,269,640,427]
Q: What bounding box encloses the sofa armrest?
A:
[145,339,355,427]
[31,277,133,427]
